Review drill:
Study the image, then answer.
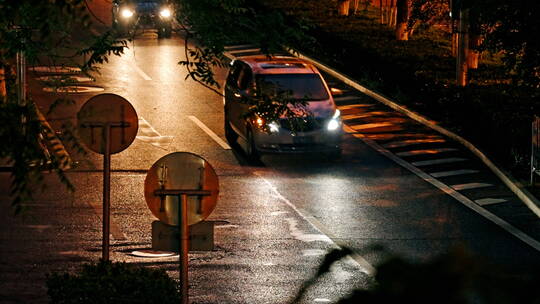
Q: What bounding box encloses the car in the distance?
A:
[112,0,173,38]
[224,55,343,161]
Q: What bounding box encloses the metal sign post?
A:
[77,94,138,261]
[153,190,211,304]
[144,152,219,304]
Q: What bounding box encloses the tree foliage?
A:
[469,0,540,88]
[0,0,126,214]
[176,0,315,120]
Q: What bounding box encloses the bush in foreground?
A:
[47,260,180,304]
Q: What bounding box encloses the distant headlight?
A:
[268,122,280,133]
[327,109,341,131]
[160,8,172,18]
[120,8,134,18]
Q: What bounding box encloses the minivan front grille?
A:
[278,117,325,132]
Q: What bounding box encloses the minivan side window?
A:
[227,62,243,88]
[237,65,252,91]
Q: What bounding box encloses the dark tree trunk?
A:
[395,0,409,40]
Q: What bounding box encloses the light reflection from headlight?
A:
[160,8,172,18]
[121,8,134,18]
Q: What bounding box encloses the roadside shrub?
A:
[47,260,180,304]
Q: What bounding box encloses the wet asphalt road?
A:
[2,32,540,303]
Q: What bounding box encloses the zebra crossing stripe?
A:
[396,148,457,157]
[430,169,479,178]
[476,198,508,206]
[451,183,493,191]
[412,158,467,166]
[383,138,445,148]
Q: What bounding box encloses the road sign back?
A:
[77,93,138,154]
[144,152,219,226]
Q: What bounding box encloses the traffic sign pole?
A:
[103,124,111,262]
[77,94,139,262]
[180,194,189,304]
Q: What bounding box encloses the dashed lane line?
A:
[188,116,231,150]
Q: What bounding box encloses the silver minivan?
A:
[223,56,342,161]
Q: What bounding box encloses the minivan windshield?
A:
[256,74,329,101]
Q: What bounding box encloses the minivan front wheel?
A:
[246,128,260,161]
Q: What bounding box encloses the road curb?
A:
[291,49,540,219]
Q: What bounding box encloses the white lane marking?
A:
[476,198,508,206]
[396,148,457,157]
[133,64,152,80]
[430,169,479,178]
[334,95,364,102]
[351,122,395,131]
[383,138,445,148]
[451,182,493,191]
[254,171,377,276]
[412,158,468,166]
[188,116,231,150]
[285,218,333,243]
[314,299,331,303]
[136,117,173,149]
[344,129,540,252]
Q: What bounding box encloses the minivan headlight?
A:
[120,8,134,18]
[160,8,172,18]
[268,122,280,133]
[327,109,341,131]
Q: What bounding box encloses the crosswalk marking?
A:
[475,198,508,206]
[412,157,467,166]
[350,122,395,131]
[342,111,392,120]
[430,169,479,178]
[334,95,364,102]
[396,148,457,157]
[136,117,173,149]
[383,138,445,148]
[451,183,493,191]
[337,104,374,110]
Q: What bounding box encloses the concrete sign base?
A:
[151,220,214,252]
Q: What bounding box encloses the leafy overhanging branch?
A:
[175,0,316,123]
[1,1,128,213]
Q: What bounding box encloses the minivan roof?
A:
[236,55,319,75]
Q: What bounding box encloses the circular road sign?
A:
[77,94,138,154]
[144,152,219,226]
